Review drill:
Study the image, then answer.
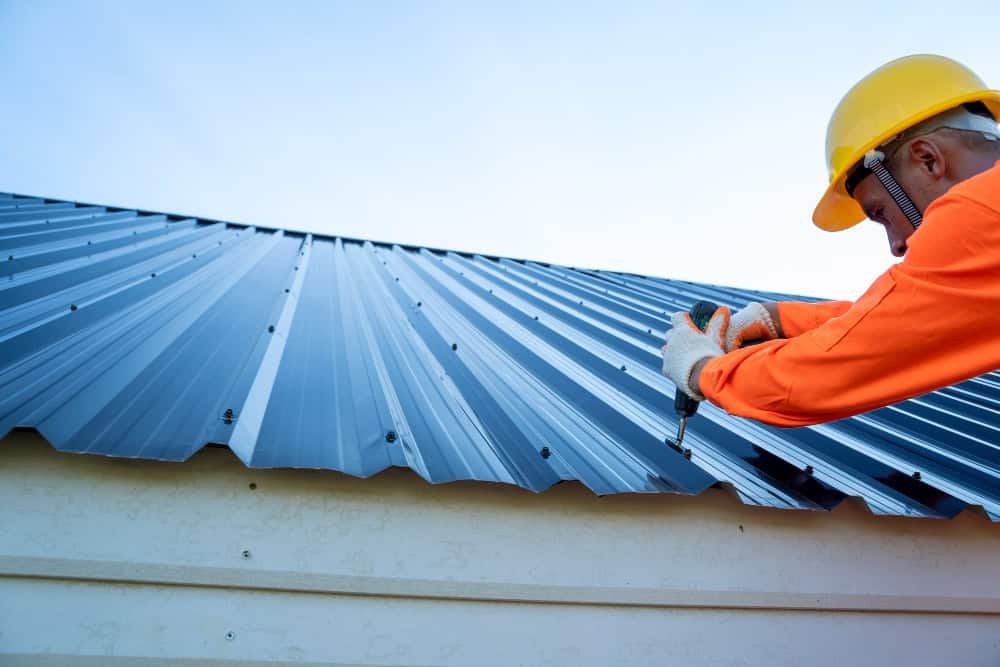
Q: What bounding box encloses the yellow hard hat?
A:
[814,54,1000,231]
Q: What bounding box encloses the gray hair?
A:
[884,104,1000,167]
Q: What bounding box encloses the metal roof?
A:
[2,191,999,520]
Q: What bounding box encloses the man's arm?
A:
[773,300,853,337]
[694,191,1000,427]
[723,300,850,352]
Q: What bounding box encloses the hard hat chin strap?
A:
[862,150,923,229]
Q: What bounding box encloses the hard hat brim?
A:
[813,91,1000,232]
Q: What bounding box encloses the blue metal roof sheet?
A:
[2,191,999,520]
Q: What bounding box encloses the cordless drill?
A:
[671,300,765,456]
[671,300,719,457]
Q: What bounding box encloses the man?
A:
[660,54,1000,427]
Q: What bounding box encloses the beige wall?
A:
[2,430,1000,666]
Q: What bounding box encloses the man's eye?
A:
[871,208,887,224]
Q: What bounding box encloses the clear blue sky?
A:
[2,1,998,299]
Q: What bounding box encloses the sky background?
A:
[2,1,999,300]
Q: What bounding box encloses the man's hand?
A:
[661,307,730,401]
[725,302,781,352]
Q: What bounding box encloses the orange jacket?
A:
[700,160,1000,427]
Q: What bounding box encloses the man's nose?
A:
[890,236,908,258]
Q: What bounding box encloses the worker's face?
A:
[851,136,965,258]
[852,175,916,258]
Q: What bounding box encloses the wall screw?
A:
[540,446,551,459]
[241,549,252,560]
[223,408,234,424]
[385,430,397,443]
[268,325,275,333]
[225,631,235,641]
[248,482,257,490]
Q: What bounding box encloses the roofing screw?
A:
[540,446,551,459]
[268,325,275,333]
[70,304,78,311]
[665,436,692,459]
[294,266,299,271]
[385,430,397,443]
[284,288,289,293]
[248,482,257,490]
[223,408,234,425]
[7,256,12,261]
[912,471,922,481]
[620,365,627,372]
[416,301,422,307]
[533,316,538,321]
[395,277,399,282]
[150,272,156,278]
[804,465,814,475]
[87,240,92,245]
[451,343,458,351]
[225,631,235,641]
[241,549,252,560]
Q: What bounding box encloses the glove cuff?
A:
[678,359,709,401]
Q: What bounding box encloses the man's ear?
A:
[906,137,945,178]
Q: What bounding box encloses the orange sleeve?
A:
[777,300,853,337]
[700,185,1000,427]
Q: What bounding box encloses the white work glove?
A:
[661,307,730,401]
[725,302,779,352]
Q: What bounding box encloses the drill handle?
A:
[673,300,719,419]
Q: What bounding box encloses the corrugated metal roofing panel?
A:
[1,191,998,519]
